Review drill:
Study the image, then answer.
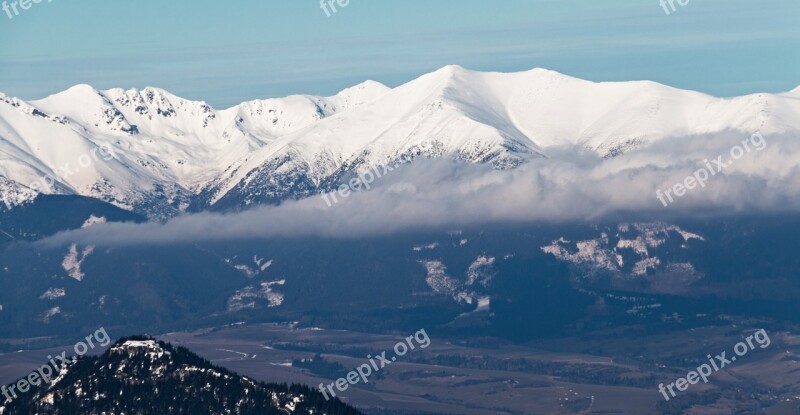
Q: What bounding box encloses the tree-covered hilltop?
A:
[0,336,363,415]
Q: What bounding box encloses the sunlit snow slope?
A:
[1,65,798,216]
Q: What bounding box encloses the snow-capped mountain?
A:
[0,79,389,216]
[2,65,799,217]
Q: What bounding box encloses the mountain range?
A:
[2,67,800,415]
[2,65,799,218]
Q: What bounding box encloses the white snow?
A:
[40,306,61,323]
[233,264,257,278]
[111,340,171,359]
[543,239,619,271]
[227,279,286,311]
[81,215,107,228]
[255,256,273,271]
[475,296,491,312]
[2,66,798,216]
[0,80,388,214]
[39,288,66,300]
[420,260,491,306]
[61,244,95,281]
[413,242,440,251]
[466,256,496,286]
[632,257,661,276]
[421,261,461,296]
[228,256,273,277]
[543,222,704,278]
[118,340,159,348]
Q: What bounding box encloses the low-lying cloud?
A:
[39,131,800,247]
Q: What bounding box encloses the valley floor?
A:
[4,321,795,415]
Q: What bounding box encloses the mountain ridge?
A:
[0,336,363,415]
[2,65,799,217]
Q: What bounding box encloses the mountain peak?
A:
[332,80,390,110]
[428,64,474,81]
[335,80,389,99]
[0,336,364,415]
[139,86,183,102]
[110,338,172,359]
[63,83,99,95]
[2,69,800,217]
[524,66,579,80]
[438,63,470,73]
[38,83,101,104]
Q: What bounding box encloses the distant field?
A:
[143,322,800,414]
[2,320,797,414]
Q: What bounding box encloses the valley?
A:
[2,321,798,414]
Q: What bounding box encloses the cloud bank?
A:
[39,131,800,247]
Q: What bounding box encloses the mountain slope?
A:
[1,66,799,216]
[0,81,389,217]
[0,336,363,415]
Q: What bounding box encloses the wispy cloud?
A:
[38,132,800,247]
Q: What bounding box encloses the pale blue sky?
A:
[0,0,797,108]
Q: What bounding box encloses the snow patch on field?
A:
[40,306,61,323]
[420,259,493,309]
[227,279,286,311]
[40,288,66,300]
[542,222,704,280]
[81,215,107,228]
[62,243,95,281]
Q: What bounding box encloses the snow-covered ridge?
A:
[1,65,798,217]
